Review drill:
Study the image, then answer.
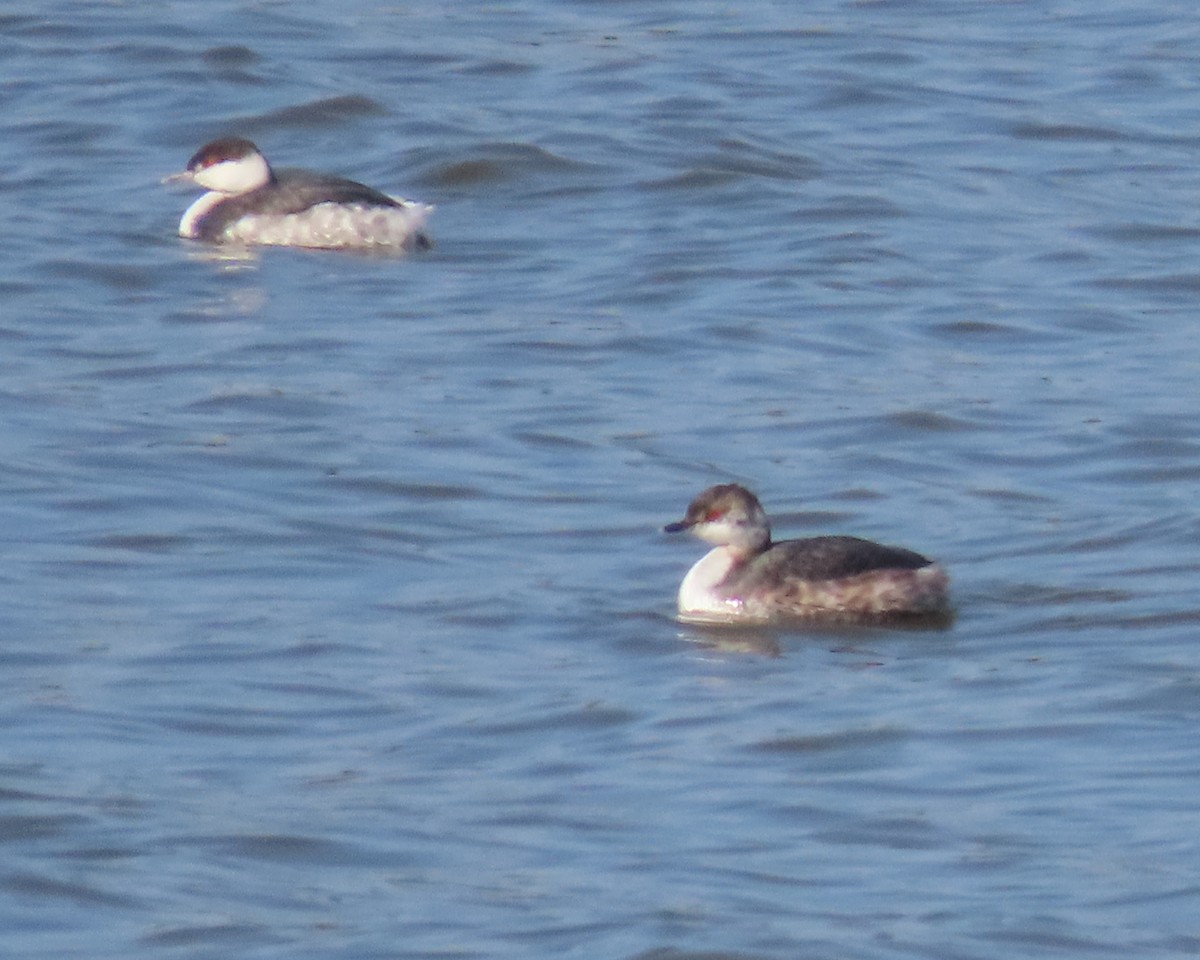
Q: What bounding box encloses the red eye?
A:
[705,510,723,522]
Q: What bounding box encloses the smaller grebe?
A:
[167,137,432,251]
[665,484,949,624]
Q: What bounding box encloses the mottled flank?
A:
[217,200,433,250]
[690,562,951,625]
[666,484,951,626]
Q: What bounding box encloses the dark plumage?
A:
[665,483,950,624]
[723,535,932,590]
[189,168,405,241]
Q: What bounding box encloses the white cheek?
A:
[194,153,270,194]
[693,518,736,546]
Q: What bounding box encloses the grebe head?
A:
[664,483,771,554]
[181,137,273,195]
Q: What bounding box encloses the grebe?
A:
[167,137,432,251]
[664,484,949,624]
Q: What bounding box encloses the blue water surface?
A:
[2,1,1200,958]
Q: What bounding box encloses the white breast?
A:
[178,191,225,239]
[676,546,745,622]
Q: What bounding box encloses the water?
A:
[2,1,1200,957]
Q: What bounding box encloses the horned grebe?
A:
[167,137,432,251]
[664,484,950,625]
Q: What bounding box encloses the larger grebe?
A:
[167,137,432,251]
[664,484,949,624]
